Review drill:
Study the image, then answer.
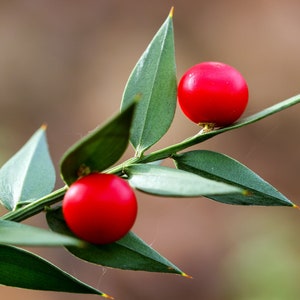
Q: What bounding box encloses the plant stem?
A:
[139,135,201,163]
[105,156,141,176]
[1,186,68,222]
[108,94,300,172]
[105,133,202,176]
[2,94,300,223]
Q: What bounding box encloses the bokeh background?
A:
[1,1,300,299]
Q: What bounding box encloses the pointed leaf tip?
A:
[181,272,193,279]
[41,123,47,130]
[169,6,174,18]
[103,293,114,299]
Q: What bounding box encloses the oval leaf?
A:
[46,207,186,275]
[173,150,295,206]
[0,125,55,211]
[60,101,136,186]
[121,8,177,156]
[0,244,111,297]
[0,219,83,247]
[125,164,244,197]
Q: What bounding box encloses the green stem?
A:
[108,94,300,170]
[3,94,300,223]
[105,156,141,175]
[139,135,200,163]
[1,186,68,222]
[105,134,201,175]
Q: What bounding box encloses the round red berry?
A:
[177,61,249,127]
[62,173,137,244]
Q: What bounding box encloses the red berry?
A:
[177,61,249,127]
[62,173,137,244]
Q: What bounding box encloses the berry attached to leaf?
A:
[178,61,249,127]
[62,173,138,244]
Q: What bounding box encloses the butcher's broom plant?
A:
[0,7,299,299]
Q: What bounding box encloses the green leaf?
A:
[46,207,187,275]
[60,101,136,186]
[121,8,177,156]
[0,219,83,247]
[173,150,295,206]
[124,164,244,197]
[0,244,111,297]
[0,125,55,211]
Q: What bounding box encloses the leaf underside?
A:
[125,164,244,197]
[0,219,83,247]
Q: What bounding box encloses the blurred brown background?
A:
[1,1,300,299]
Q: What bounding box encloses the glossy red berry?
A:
[178,61,249,127]
[62,173,137,244]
